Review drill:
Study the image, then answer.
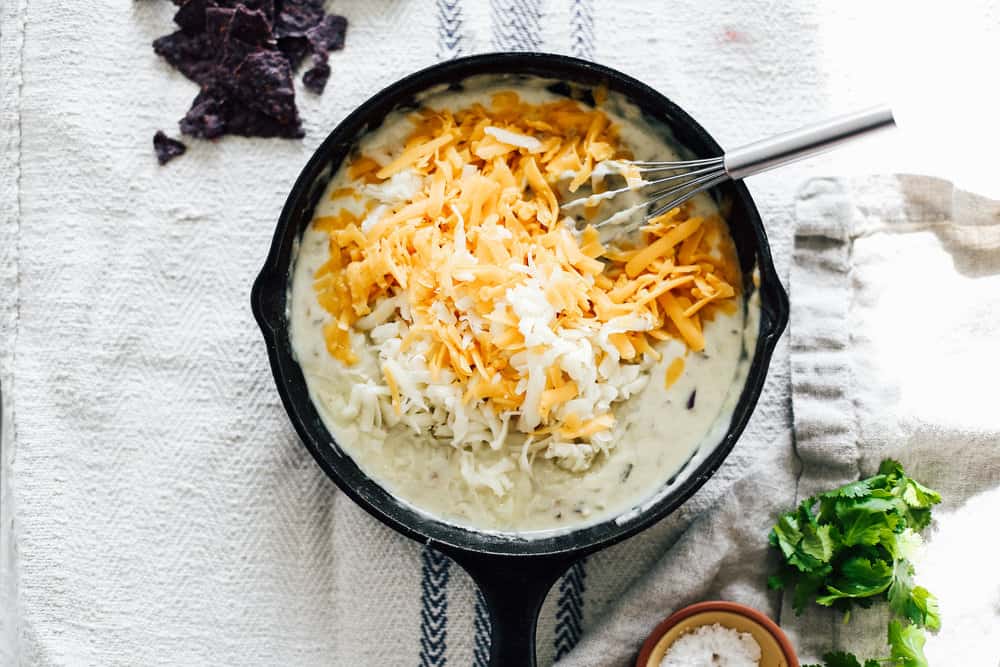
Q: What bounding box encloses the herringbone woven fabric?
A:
[0,4,797,662]
[7,1,995,666]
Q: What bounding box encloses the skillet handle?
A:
[440,547,577,667]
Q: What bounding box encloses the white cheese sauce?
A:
[288,78,754,535]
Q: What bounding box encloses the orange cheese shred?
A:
[665,356,685,389]
[376,133,455,179]
[625,217,703,278]
[560,413,615,439]
[309,90,740,434]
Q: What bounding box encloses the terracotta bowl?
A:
[636,601,799,667]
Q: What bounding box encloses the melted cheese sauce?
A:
[288,79,751,534]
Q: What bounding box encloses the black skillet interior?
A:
[251,53,789,666]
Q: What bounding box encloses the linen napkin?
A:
[786,175,1000,664]
[559,175,1000,666]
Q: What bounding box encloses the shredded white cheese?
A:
[483,125,544,152]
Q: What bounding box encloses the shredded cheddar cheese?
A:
[309,91,740,473]
[665,356,686,389]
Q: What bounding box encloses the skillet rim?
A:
[251,52,789,558]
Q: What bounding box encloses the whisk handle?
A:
[723,106,895,180]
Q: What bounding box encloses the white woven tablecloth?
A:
[2,1,998,665]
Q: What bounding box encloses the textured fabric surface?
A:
[1,0,28,663]
[787,176,1000,665]
[561,175,1000,666]
[1,1,997,665]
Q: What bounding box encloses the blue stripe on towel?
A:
[491,0,544,51]
[555,19,596,664]
[472,588,491,666]
[436,0,466,60]
[570,0,594,59]
[417,4,466,664]
[418,547,452,667]
[554,558,587,660]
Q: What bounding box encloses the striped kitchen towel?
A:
[1,0,831,664]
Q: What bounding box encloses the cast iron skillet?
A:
[251,52,789,666]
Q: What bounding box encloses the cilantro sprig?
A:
[806,650,881,667]
[770,460,941,667]
[804,622,928,667]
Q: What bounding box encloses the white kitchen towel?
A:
[1,1,815,665]
[1,0,28,663]
[559,176,1000,667]
[8,2,997,667]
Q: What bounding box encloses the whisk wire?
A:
[561,163,723,213]
[638,163,724,190]
[627,157,724,172]
[563,105,895,234]
[593,168,726,229]
[645,173,728,221]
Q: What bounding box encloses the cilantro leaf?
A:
[879,458,905,477]
[888,620,929,667]
[824,478,873,500]
[801,523,836,563]
[816,555,894,605]
[901,477,941,509]
[768,459,942,664]
[910,586,940,631]
[807,651,863,667]
[885,528,923,561]
[793,570,831,614]
[770,500,835,574]
[836,501,900,547]
[888,558,916,616]
[802,652,883,667]
[770,512,801,555]
[904,507,934,533]
[888,560,940,631]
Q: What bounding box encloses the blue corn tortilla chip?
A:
[274,0,324,38]
[204,5,235,45]
[225,103,305,138]
[153,131,188,164]
[234,50,299,125]
[227,5,273,45]
[152,0,346,158]
[301,13,346,93]
[153,30,217,85]
[307,13,346,53]
[302,58,330,94]
[178,89,227,139]
[173,0,211,33]
[220,0,275,22]
[179,84,303,139]
[218,6,272,73]
[277,35,310,69]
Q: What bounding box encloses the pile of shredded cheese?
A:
[309,91,740,487]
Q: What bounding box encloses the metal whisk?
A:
[563,106,895,232]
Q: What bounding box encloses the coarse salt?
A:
[659,623,761,667]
